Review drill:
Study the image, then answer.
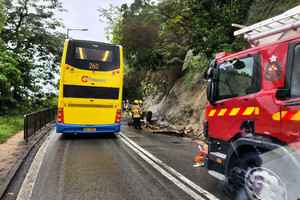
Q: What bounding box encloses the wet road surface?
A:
[16,126,229,200]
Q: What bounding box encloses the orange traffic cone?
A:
[193,143,208,167]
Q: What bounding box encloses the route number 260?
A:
[89,63,100,70]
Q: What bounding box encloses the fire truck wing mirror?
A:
[276,88,290,100]
[204,67,214,79]
[204,59,217,80]
[207,79,216,104]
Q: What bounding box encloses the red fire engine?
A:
[204,6,300,198]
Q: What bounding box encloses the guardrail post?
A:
[24,115,28,143]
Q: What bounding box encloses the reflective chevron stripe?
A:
[291,111,300,121]
[229,108,240,116]
[272,111,300,121]
[207,107,260,117]
[208,109,217,117]
[218,109,227,116]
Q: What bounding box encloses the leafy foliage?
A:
[248,0,300,24]
[191,0,253,57]
[0,50,22,112]
[183,50,209,88]
[100,0,254,70]
[0,0,65,114]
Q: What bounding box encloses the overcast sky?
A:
[57,0,134,42]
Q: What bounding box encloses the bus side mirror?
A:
[276,88,290,100]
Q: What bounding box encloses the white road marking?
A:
[15,129,218,200]
[16,134,51,200]
[120,137,205,200]
[120,133,219,200]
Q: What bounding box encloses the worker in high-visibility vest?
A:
[131,100,142,129]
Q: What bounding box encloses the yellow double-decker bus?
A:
[56,39,123,134]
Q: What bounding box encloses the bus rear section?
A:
[56,39,123,134]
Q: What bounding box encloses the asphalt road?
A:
[15,125,230,200]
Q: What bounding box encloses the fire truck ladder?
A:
[234,6,300,43]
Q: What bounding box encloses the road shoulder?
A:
[0,125,54,199]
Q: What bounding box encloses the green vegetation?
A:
[247,0,300,24]
[0,0,63,140]
[0,115,23,143]
[0,0,64,115]
[183,50,209,88]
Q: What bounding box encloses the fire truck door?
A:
[281,43,300,141]
[208,56,260,141]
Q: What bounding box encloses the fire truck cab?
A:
[204,6,300,194]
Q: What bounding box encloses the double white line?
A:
[119,133,219,200]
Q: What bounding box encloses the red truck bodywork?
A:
[206,35,300,145]
[204,8,300,198]
[204,34,300,192]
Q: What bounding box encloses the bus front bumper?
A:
[56,123,121,134]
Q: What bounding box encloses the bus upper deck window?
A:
[75,47,113,63]
[66,41,120,71]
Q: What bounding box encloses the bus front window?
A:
[66,42,120,71]
[75,47,113,63]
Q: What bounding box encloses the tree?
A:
[156,0,193,61]
[0,0,22,113]
[191,0,253,57]
[99,0,193,71]
[0,0,65,113]
[99,0,194,99]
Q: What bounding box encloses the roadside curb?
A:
[0,124,54,199]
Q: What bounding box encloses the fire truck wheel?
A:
[228,151,262,194]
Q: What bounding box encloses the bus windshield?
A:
[66,40,120,71]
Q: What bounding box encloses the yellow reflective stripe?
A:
[272,111,288,121]
[272,112,280,121]
[208,109,216,117]
[254,107,260,115]
[229,108,240,116]
[218,108,227,116]
[243,107,256,116]
[291,111,300,121]
[209,107,261,117]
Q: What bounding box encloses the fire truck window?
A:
[291,45,300,97]
[217,57,256,100]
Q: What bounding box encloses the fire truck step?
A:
[208,170,226,181]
